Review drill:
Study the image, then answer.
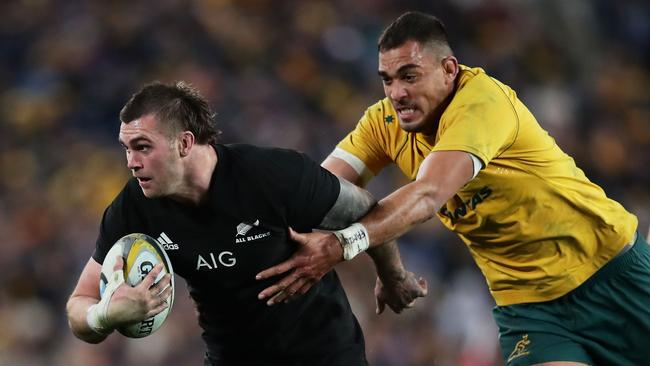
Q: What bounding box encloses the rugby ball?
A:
[100,233,175,338]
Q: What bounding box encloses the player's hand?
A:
[256,228,344,305]
[106,259,172,328]
[375,271,427,314]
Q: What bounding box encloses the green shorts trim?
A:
[493,232,650,366]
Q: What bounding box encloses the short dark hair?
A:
[120,81,221,145]
[378,11,451,53]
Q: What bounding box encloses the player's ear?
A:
[178,131,195,157]
[441,56,459,84]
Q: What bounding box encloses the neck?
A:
[170,144,218,206]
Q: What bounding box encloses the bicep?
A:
[322,156,363,186]
[416,150,474,205]
[318,177,376,230]
[70,258,102,300]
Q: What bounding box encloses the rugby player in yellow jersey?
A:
[256,11,650,366]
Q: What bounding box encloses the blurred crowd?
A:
[0,0,648,365]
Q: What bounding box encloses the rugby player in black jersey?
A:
[66,81,427,366]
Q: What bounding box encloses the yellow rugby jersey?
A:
[336,65,637,306]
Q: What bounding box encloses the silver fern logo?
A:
[236,220,259,236]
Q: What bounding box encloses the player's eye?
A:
[135,145,150,152]
[404,74,417,83]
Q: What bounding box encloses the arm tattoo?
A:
[321,177,406,279]
[318,177,376,230]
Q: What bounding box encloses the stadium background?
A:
[0,0,648,365]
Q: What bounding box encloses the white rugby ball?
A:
[100,233,175,338]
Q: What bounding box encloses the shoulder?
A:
[221,143,302,157]
[110,178,143,206]
[365,98,393,116]
[360,98,397,125]
[217,144,316,187]
[456,65,493,91]
[447,65,520,117]
[222,143,309,166]
[350,99,402,141]
[456,65,515,99]
[102,179,150,221]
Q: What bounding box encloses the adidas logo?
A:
[236,220,259,237]
[155,232,179,251]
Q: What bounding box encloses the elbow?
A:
[417,196,438,223]
[413,184,441,223]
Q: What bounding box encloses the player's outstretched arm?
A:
[257,151,471,305]
[256,156,428,310]
[351,150,473,248]
[67,257,172,343]
[289,177,428,311]
[255,177,377,306]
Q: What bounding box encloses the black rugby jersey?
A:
[93,144,367,366]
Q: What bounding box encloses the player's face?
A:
[119,115,184,198]
[378,40,458,134]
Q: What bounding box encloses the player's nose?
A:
[126,152,142,170]
[388,83,408,101]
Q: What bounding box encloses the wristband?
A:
[86,269,124,335]
[333,223,370,261]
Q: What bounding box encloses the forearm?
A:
[321,177,409,276]
[362,181,439,248]
[332,181,439,262]
[366,240,405,281]
[66,295,109,344]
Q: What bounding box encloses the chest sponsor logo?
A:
[153,232,239,271]
[235,220,271,244]
[196,251,237,270]
[440,186,492,222]
[155,232,179,250]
